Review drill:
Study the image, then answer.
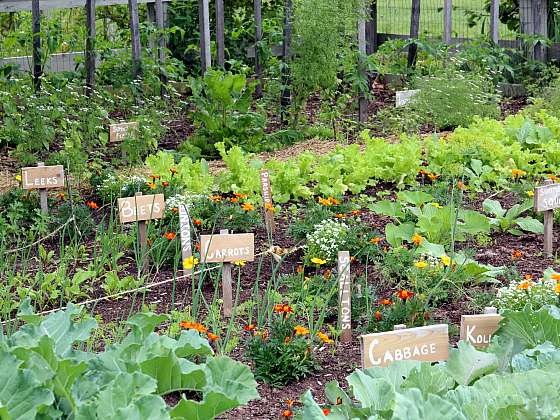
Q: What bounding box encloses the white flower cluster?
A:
[166,193,206,215]
[494,278,558,312]
[122,176,148,192]
[306,219,349,261]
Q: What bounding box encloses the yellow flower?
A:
[310,257,327,265]
[526,191,535,197]
[15,175,22,182]
[241,202,255,212]
[294,325,310,336]
[183,256,199,270]
[440,255,451,266]
[555,283,560,294]
[430,202,443,209]
[233,260,246,267]
[517,280,534,290]
[316,331,333,344]
[511,169,526,178]
[414,261,428,269]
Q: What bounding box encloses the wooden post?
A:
[128,0,142,79]
[85,0,96,96]
[338,251,351,343]
[544,206,554,257]
[535,179,556,256]
[358,11,368,124]
[31,0,42,92]
[37,162,48,215]
[254,0,263,97]
[533,0,548,62]
[489,0,499,44]
[155,0,168,95]
[280,0,292,123]
[443,0,452,44]
[365,0,378,55]
[135,192,149,275]
[147,3,156,51]
[407,0,421,68]
[220,229,233,317]
[179,204,192,277]
[216,0,225,67]
[199,0,211,73]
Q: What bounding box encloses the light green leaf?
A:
[515,217,544,234]
[392,389,467,420]
[446,341,498,386]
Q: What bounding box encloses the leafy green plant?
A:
[0,302,259,419]
[483,198,544,235]
[181,70,266,159]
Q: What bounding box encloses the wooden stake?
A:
[155,0,168,95]
[135,192,148,275]
[179,204,193,277]
[443,0,452,44]
[357,10,368,124]
[220,229,233,317]
[254,0,263,97]
[128,0,142,79]
[216,0,225,67]
[85,0,96,96]
[338,251,351,343]
[199,0,211,73]
[489,0,499,44]
[280,0,292,123]
[37,162,48,215]
[31,0,41,92]
[365,0,378,55]
[407,0,421,68]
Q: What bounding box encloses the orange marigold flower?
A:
[171,207,178,213]
[370,237,382,245]
[351,210,361,216]
[294,325,310,336]
[335,213,346,219]
[229,197,240,203]
[524,274,533,281]
[316,331,333,344]
[323,408,331,416]
[323,269,332,279]
[284,336,292,345]
[397,289,414,300]
[162,181,169,187]
[195,242,201,251]
[234,192,248,199]
[57,192,66,200]
[517,280,534,290]
[318,197,331,206]
[163,232,176,240]
[264,202,275,212]
[193,218,202,226]
[86,201,99,209]
[511,169,526,178]
[296,265,304,274]
[328,197,341,205]
[169,168,178,175]
[147,182,157,190]
[427,173,439,181]
[375,310,382,321]
[380,298,393,305]
[207,332,219,342]
[244,324,256,332]
[241,202,255,212]
[209,194,222,202]
[555,283,560,294]
[512,250,523,259]
[180,321,208,334]
[150,174,161,180]
[547,174,559,182]
[282,410,293,418]
[411,233,423,246]
[457,180,465,190]
[551,273,560,281]
[274,304,294,314]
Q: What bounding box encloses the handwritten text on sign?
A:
[360,324,449,368]
[338,251,351,342]
[117,194,165,223]
[200,233,255,263]
[109,122,139,143]
[460,314,502,348]
[534,183,560,212]
[22,165,65,190]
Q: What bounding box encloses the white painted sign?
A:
[179,205,192,274]
[460,314,502,348]
[534,183,560,212]
[200,233,255,263]
[117,194,165,223]
[396,89,420,107]
[21,165,65,190]
[338,251,351,343]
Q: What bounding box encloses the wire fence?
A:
[377,0,516,40]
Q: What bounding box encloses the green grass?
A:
[377,0,516,40]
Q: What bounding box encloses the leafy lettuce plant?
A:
[483,198,544,235]
[0,302,259,419]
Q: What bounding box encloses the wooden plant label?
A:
[395,89,420,107]
[534,180,558,256]
[117,193,165,224]
[534,182,560,212]
[360,324,449,368]
[109,121,139,143]
[200,233,255,263]
[460,314,502,348]
[338,251,352,343]
[21,165,65,190]
[260,170,275,234]
[179,205,193,275]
